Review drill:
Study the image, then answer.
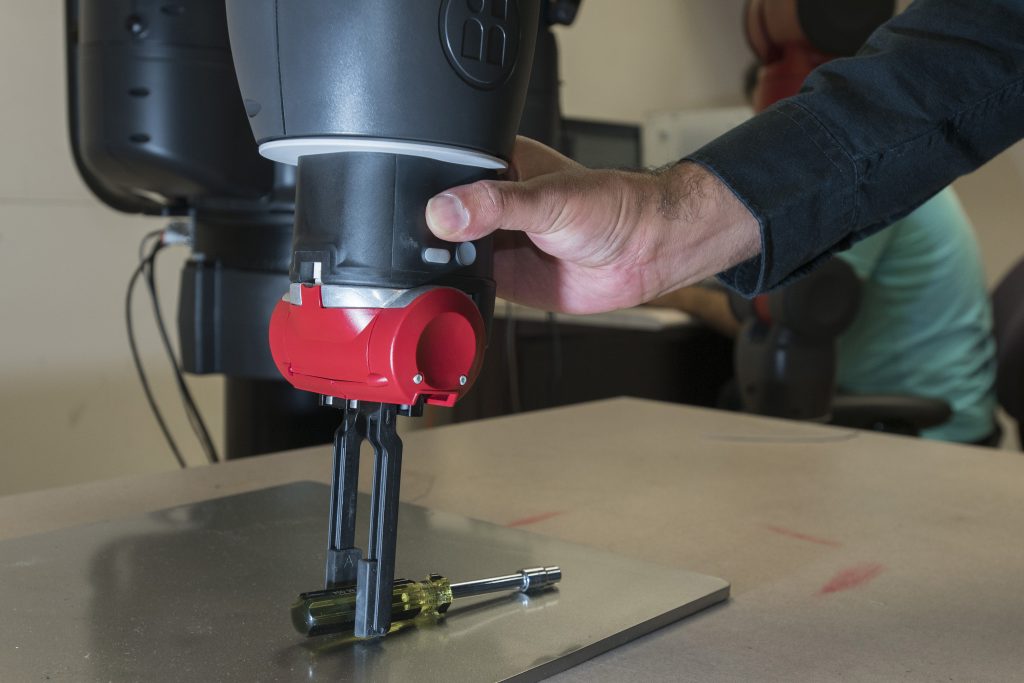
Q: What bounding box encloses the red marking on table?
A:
[818,563,886,595]
[764,524,843,548]
[506,511,564,528]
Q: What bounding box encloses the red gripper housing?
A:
[269,285,486,407]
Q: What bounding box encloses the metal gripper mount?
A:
[322,398,422,639]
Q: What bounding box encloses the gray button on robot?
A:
[422,248,451,265]
[456,242,477,266]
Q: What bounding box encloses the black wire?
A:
[137,228,163,262]
[144,243,220,464]
[126,241,188,469]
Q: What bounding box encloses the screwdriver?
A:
[292,566,562,637]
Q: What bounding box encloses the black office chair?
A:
[729,259,952,436]
[992,257,1024,446]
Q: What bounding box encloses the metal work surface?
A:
[0,481,728,682]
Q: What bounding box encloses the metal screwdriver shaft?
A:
[449,566,562,599]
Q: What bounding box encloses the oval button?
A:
[456,242,477,266]
[422,248,452,265]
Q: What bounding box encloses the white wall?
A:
[952,148,1024,288]
[2,1,1023,494]
[555,0,750,123]
[0,2,223,495]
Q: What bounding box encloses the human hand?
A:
[426,136,760,314]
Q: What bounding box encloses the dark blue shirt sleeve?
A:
[687,0,1024,296]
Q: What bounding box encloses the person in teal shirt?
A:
[834,188,996,444]
[649,186,997,445]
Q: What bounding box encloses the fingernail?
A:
[426,193,469,235]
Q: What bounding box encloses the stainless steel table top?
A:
[3,398,1024,681]
[0,482,726,681]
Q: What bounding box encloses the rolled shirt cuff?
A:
[685,100,858,296]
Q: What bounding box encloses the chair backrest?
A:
[992,257,1024,423]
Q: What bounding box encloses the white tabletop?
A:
[3,398,1022,681]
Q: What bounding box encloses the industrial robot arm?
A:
[67,0,572,639]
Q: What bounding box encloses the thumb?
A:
[425,178,563,242]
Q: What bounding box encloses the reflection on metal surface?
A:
[0,483,729,681]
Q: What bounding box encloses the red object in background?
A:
[745,0,834,113]
[269,286,486,407]
[753,295,774,325]
[752,45,831,112]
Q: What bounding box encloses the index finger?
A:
[509,136,580,181]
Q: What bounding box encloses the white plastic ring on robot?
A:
[259,137,508,170]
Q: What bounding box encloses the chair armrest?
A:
[830,394,952,435]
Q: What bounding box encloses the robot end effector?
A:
[224,0,545,638]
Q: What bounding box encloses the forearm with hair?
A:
[642,161,761,300]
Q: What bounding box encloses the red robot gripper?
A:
[268,285,486,407]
